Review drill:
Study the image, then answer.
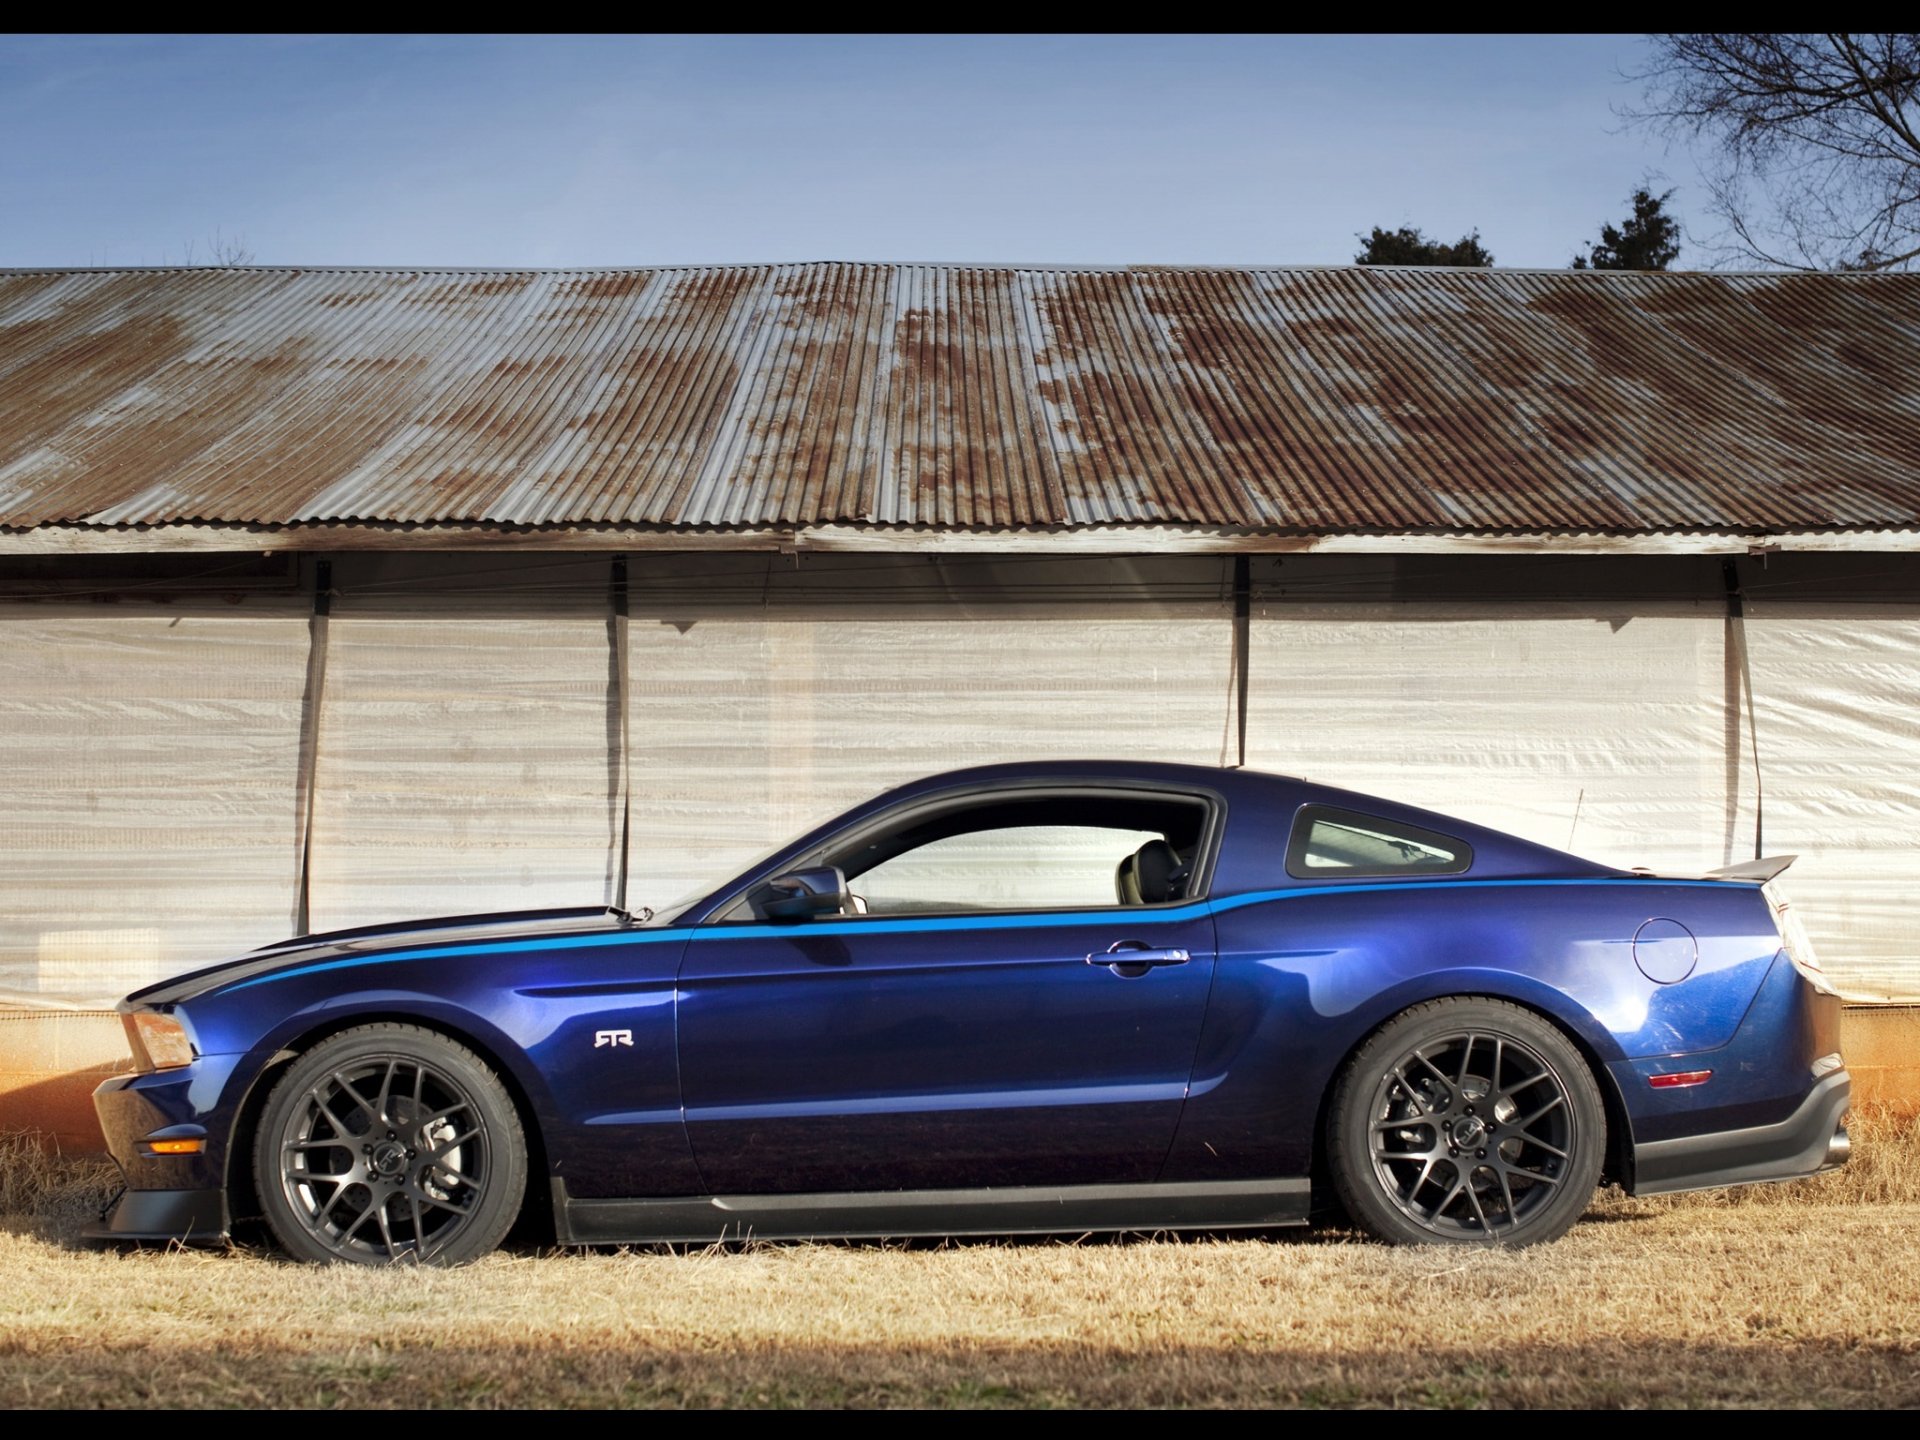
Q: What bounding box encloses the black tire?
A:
[252,1023,527,1265]
[1327,998,1604,1246]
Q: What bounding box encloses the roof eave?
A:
[3,521,1917,557]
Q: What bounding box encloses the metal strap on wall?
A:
[1231,555,1251,768]
[607,555,633,914]
[1722,558,1765,860]
[291,557,333,936]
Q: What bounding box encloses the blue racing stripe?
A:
[218,874,1739,992]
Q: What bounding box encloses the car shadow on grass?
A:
[39,1188,1678,1263]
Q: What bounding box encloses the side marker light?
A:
[1648,1070,1712,1089]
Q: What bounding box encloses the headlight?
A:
[124,1011,196,1071]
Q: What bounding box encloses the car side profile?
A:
[90,761,1850,1263]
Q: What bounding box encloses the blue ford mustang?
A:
[91,761,1850,1263]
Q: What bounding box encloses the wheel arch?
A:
[224,1008,554,1243]
[1311,982,1637,1196]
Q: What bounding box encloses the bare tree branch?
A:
[177,229,255,268]
[1625,33,1920,271]
[204,228,254,267]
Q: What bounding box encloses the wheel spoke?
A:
[284,1134,352,1152]
[1457,1034,1475,1085]
[374,1060,398,1126]
[1500,1065,1555,1106]
[319,1183,359,1221]
[339,1194,379,1240]
[1518,1094,1566,1130]
[417,1104,471,1136]
[1388,1066,1429,1112]
[419,1192,474,1218]
[286,1168,346,1192]
[1430,1173,1466,1219]
[1495,1165,1517,1222]
[333,1071,377,1122]
[426,1125,482,1156]
[374,1198,399,1258]
[1464,1177,1493,1233]
[1373,1118,1426,1134]
[312,1091,356,1138]
[1412,1050,1453,1088]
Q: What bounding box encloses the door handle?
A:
[1086,942,1191,977]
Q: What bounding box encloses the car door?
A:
[675,801,1220,1194]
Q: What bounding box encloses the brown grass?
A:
[0,1130,118,1227]
[2,1109,1917,1409]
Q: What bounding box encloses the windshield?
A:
[636,818,842,925]
[642,881,728,926]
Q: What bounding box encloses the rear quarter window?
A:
[1286,805,1472,879]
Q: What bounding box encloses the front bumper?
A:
[88,1065,236,1244]
[1631,1068,1851,1196]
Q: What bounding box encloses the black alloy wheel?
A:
[254,1024,526,1265]
[1328,997,1605,1246]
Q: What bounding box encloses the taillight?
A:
[1762,880,1833,994]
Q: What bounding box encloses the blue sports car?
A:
[91,761,1850,1263]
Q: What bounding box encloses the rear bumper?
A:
[1631,1069,1851,1196]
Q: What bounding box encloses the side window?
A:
[1285,805,1471,879]
[732,788,1218,920]
[854,825,1163,915]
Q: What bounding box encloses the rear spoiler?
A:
[1702,855,1798,883]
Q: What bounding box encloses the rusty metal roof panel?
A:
[2,262,1920,536]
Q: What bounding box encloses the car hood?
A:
[124,906,635,1007]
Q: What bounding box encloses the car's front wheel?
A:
[253,1023,527,1265]
[1327,998,1604,1246]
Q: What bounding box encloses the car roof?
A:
[817,761,1621,886]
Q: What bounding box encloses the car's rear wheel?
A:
[253,1024,526,1265]
[1327,998,1604,1246]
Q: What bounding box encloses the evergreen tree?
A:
[1571,189,1683,271]
[1354,226,1495,267]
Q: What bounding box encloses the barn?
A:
[2,261,1917,1147]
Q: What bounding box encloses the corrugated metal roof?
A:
[2,262,1919,537]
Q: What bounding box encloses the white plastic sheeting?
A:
[0,553,1914,1010]
[1240,592,1917,1000]
[0,600,308,1008]
[1744,604,1920,1001]
[305,557,617,933]
[625,557,1235,912]
[1245,599,1747,876]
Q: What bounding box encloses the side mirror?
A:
[754,866,851,920]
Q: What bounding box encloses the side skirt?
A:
[553,1176,1310,1245]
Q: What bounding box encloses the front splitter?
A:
[84,1187,230,1244]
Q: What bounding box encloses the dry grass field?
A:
[3,1111,1918,1409]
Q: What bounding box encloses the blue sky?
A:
[2,34,1685,270]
